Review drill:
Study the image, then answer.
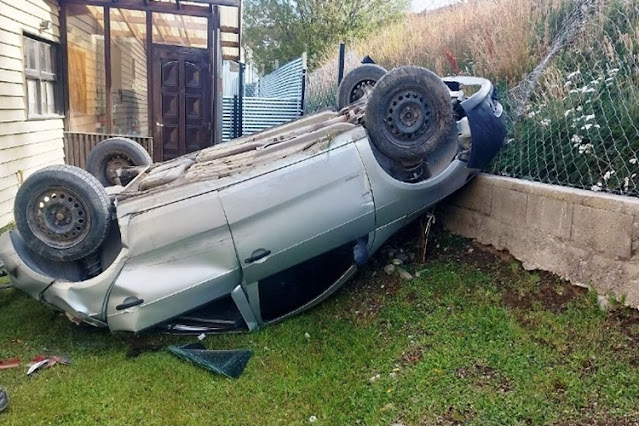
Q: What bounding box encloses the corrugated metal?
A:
[223,98,302,140]
[256,57,305,98]
[222,57,306,141]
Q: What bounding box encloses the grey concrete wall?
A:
[442,174,639,306]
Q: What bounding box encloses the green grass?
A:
[1,231,639,425]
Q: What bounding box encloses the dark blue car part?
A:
[0,388,7,413]
[168,343,252,379]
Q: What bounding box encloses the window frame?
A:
[23,34,63,119]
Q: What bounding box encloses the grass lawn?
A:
[1,228,639,425]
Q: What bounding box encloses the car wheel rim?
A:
[26,187,91,250]
[349,79,376,103]
[385,90,432,147]
[105,153,135,185]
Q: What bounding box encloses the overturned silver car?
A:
[0,66,506,334]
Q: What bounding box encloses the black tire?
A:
[86,137,152,186]
[337,64,387,110]
[14,165,112,262]
[365,66,456,164]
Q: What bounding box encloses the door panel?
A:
[219,144,375,286]
[153,45,211,161]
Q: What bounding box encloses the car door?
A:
[219,142,375,317]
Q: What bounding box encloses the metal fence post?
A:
[238,62,245,137]
[300,52,307,116]
[337,42,345,86]
[232,95,239,139]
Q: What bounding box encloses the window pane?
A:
[111,8,149,136]
[67,4,107,132]
[24,38,37,71]
[39,42,52,74]
[44,81,55,114]
[152,12,207,49]
[27,79,38,115]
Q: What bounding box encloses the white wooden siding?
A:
[0,0,65,228]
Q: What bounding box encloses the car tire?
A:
[86,137,152,187]
[337,64,387,110]
[14,165,112,262]
[365,66,456,164]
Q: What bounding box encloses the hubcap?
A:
[27,187,90,249]
[385,91,432,144]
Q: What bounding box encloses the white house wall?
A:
[0,0,65,228]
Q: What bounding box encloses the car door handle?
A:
[116,297,144,311]
[245,249,271,264]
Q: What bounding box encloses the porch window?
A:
[111,8,149,137]
[66,4,108,133]
[24,35,60,118]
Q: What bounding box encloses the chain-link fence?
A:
[304,0,639,197]
[494,0,639,196]
[304,51,361,114]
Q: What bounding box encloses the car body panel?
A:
[106,191,240,332]
[220,141,374,284]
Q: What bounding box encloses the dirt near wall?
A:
[442,174,639,308]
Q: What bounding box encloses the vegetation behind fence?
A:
[305,0,639,197]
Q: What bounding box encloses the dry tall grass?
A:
[334,0,571,85]
[306,0,572,112]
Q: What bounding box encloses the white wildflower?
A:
[578,143,594,154]
[577,106,583,112]
[540,119,551,127]
[571,134,583,145]
[564,109,574,117]
[585,114,596,121]
[603,170,615,181]
[309,415,318,423]
[527,111,537,118]
[567,70,581,79]
[608,68,620,76]
[624,177,630,192]
[630,158,637,165]
[594,124,601,129]
[581,124,593,131]
[591,185,602,192]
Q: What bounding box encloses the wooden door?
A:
[152,45,211,161]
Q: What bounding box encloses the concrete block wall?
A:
[442,174,639,306]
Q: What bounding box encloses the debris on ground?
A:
[168,343,252,379]
[26,355,71,376]
[396,267,413,280]
[0,358,19,370]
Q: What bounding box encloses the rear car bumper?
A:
[444,76,507,169]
